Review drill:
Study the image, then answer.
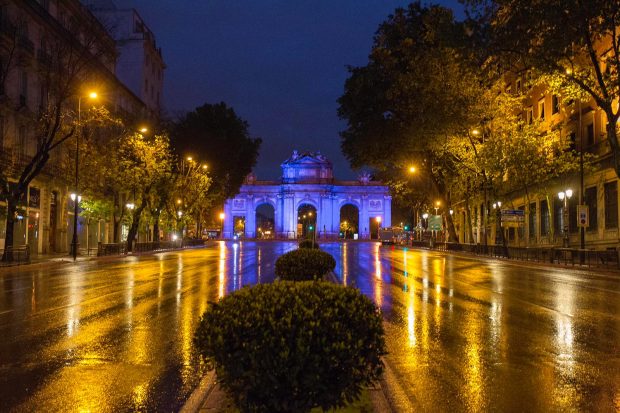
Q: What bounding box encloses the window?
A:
[526,107,533,124]
[552,95,559,115]
[529,202,537,238]
[586,123,594,146]
[541,200,550,236]
[585,186,597,231]
[554,198,563,235]
[604,181,618,229]
[538,98,545,119]
[566,132,576,152]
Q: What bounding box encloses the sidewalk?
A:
[0,242,217,271]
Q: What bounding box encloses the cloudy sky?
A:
[122,0,463,179]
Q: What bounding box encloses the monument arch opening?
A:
[297,203,317,239]
[255,203,275,239]
[339,204,359,239]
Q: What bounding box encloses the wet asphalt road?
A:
[1,241,620,412]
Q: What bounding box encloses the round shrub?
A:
[275,248,336,281]
[298,239,320,249]
[194,281,386,413]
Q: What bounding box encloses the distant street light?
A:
[219,212,225,239]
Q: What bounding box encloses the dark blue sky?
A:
[123,1,463,180]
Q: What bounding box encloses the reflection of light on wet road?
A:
[2,241,620,412]
[218,242,226,298]
[374,243,382,308]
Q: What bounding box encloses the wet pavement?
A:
[1,241,620,412]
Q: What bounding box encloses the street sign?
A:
[501,209,525,223]
[429,215,443,231]
[577,204,589,227]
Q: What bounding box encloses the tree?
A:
[469,0,620,176]
[118,133,175,251]
[163,159,212,239]
[0,15,115,261]
[170,103,262,213]
[338,2,485,243]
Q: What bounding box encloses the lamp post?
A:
[558,189,573,247]
[376,216,382,240]
[492,201,502,244]
[70,91,98,261]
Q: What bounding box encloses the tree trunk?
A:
[126,196,147,252]
[1,197,17,262]
[465,197,474,244]
[153,211,160,243]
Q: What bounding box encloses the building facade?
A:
[453,69,620,250]
[224,151,392,239]
[0,0,161,255]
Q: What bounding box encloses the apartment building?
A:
[455,70,619,249]
[0,0,159,255]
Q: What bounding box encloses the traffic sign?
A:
[429,215,443,231]
[577,205,589,227]
[501,209,525,223]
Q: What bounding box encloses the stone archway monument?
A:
[223,151,391,239]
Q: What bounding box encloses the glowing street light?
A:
[408,166,416,173]
[219,212,225,239]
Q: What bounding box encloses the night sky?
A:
[122,1,463,180]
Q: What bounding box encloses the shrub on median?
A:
[193,281,386,413]
[298,239,320,249]
[275,248,335,281]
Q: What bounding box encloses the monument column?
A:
[384,195,392,227]
[319,192,333,239]
[282,192,295,239]
[245,195,255,238]
[223,200,233,238]
[275,194,284,237]
[360,195,369,239]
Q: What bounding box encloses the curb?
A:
[179,370,217,413]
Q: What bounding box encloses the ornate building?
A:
[223,151,392,239]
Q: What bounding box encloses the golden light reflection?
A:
[132,383,148,410]
[463,310,484,409]
[218,242,226,298]
[342,243,348,286]
[407,295,416,348]
[67,273,83,337]
[374,243,382,308]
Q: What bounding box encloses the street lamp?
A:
[408,166,416,174]
[492,201,502,246]
[71,91,98,261]
[434,201,440,215]
[558,189,573,247]
[219,212,225,239]
[375,216,382,240]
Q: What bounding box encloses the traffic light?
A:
[309,225,314,230]
[404,225,409,231]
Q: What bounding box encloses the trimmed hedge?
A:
[298,239,320,249]
[275,248,335,281]
[194,281,386,413]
